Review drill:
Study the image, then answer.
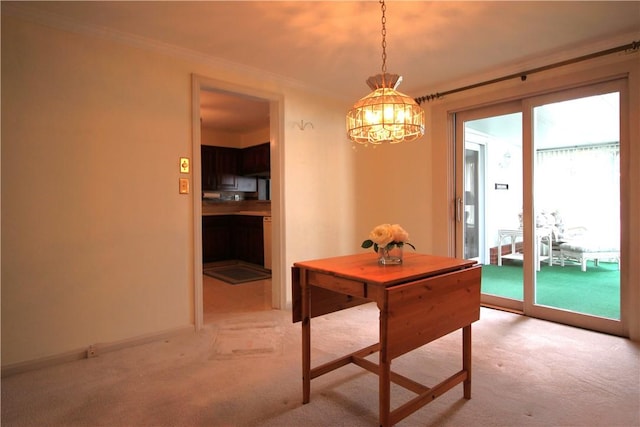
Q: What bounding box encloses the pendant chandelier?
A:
[346,0,425,145]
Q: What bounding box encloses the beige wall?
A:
[0,12,352,367]
[2,11,638,369]
[2,15,196,365]
[280,88,359,304]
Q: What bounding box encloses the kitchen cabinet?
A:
[202,215,264,265]
[213,147,239,190]
[241,143,270,176]
[202,144,265,191]
[201,145,216,191]
[201,146,240,191]
[202,215,234,262]
[234,215,264,265]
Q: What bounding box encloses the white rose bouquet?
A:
[361,224,416,252]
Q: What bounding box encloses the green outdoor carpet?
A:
[481,261,620,319]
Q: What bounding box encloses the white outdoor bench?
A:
[559,239,620,272]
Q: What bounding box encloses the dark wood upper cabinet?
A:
[214,147,239,190]
[201,146,240,191]
[201,143,269,191]
[201,145,216,191]
[240,142,270,176]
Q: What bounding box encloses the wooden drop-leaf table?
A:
[292,252,481,427]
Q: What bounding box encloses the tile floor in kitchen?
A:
[203,272,272,324]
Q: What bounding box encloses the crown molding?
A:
[2,2,333,98]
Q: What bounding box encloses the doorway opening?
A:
[192,75,284,330]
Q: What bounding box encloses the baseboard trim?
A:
[1,325,195,378]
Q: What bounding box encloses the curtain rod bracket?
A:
[414,93,442,104]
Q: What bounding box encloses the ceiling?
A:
[10,1,640,132]
[199,90,271,133]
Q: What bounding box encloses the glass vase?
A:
[378,245,403,265]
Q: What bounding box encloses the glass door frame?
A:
[455,101,524,313]
[464,141,486,263]
[523,79,625,335]
[454,80,626,336]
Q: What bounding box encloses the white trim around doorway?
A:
[191,74,285,330]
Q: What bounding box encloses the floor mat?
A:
[204,263,271,285]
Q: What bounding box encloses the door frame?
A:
[191,74,285,330]
[463,140,486,263]
[453,80,626,336]
[455,101,524,313]
[522,79,626,335]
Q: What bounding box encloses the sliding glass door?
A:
[455,80,624,334]
[456,103,524,312]
[527,82,622,331]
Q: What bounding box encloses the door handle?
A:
[456,197,463,223]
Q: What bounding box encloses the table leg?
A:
[379,356,390,427]
[301,270,311,404]
[379,301,391,427]
[463,325,472,399]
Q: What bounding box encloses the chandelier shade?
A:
[346,0,425,145]
[347,74,424,144]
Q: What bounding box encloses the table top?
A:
[293,252,476,287]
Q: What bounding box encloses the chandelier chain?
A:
[380,0,387,74]
[345,0,425,145]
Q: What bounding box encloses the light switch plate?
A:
[179,178,189,194]
[180,157,190,174]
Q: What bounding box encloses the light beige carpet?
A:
[2,305,639,426]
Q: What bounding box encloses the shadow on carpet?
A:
[204,262,271,285]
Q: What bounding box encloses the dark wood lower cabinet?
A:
[233,215,264,266]
[202,215,234,263]
[202,215,264,265]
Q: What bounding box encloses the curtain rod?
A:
[415,40,640,105]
